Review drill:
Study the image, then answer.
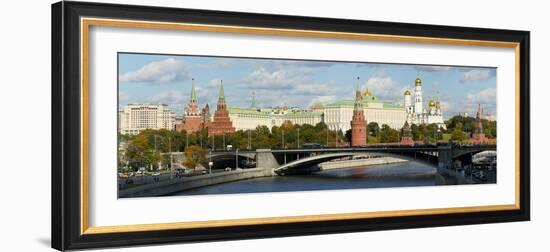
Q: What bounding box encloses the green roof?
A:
[326,100,355,107]
[190,79,197,101]
[228,107,265,115]
[325,98,404,109]
[383,103,404,109]
[227,107,322,117]
[218,81,225,99]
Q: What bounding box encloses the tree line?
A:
[119,115,495,170]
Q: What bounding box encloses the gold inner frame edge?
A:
[79,17,522,235]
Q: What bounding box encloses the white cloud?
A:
[265,60,335,69]
[460,69,493,83]
[195,86,215,104]
[240,64,340,108]
[308,96,337,107]
[462,88,497,119]
[466,88,496,104]
[148,90,185,105]
[241,67,311,89]
[439,101,452,112]
[365,76,405,101]
[414,65,452,72]
[119,91,129,103]
[207,78,223,88]
[291,83,333,96]
[119,58,190,84]
[193,58,239,70]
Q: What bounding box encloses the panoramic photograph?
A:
[117,53,497,198]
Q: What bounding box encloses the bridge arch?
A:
[208,152,257,169]
[274,151,439,175]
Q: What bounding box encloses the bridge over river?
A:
[119,144,495,197]
[209,144,495,173]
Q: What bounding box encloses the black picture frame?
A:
[52,1,530,251]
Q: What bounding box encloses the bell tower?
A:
[350,77,367,146]
[414,76,423,114]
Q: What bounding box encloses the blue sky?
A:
[118,53,497,119]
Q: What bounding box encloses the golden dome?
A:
[415,77,422,86]
[404,90,411,96]
[429,100,436,107]
[364,88,372,97]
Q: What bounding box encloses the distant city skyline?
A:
[118,53,497,120]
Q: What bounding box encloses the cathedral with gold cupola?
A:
[403,76,446,129]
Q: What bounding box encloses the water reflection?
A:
[171,161,436,196]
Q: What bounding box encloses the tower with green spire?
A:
[470,103,487,144]
[186,78,200,116]
[216,80,227,111]
[351,77,367,146]
[250,92,257,108]
[190,78,197,103]
[354,79,364,112]
[176,78,202,133]
[209,79,235,136]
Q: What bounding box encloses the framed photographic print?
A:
[51,1,530,250]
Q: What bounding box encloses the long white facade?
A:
[228,107,323,131]
[313,90,407,131]
[119,104,176,135]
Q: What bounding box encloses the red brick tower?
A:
[400,121,415,145]
[176,78,202,133]
[209,80,235,136]
[201,103,211,129]
[470,103,487,144]
[350,77,367,146]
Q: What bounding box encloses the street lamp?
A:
[211,135,215,151]
[326,127,329,147]
[185,132,189,148]
[282,129,285,149]
[297,128,300,148]
[247,129,251,150]
[200,132,203,148]
[208,149,213,174]
[168,135,174,178]
[235,148,239,169]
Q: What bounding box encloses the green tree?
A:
[182,145,207,170]
[366,122,380,144]
[254,125,272,149]
[451,122,467,142]
[344,129,352,145]
[124,129,164,170]
[379,124,400,143]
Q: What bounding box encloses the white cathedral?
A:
[403,76,446,130]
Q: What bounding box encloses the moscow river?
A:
[171,161,436,196]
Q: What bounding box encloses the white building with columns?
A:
[227,106,323,131]
[312,87,407,132]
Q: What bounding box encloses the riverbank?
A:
[319,156,408,171]
[119,167,269,198]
